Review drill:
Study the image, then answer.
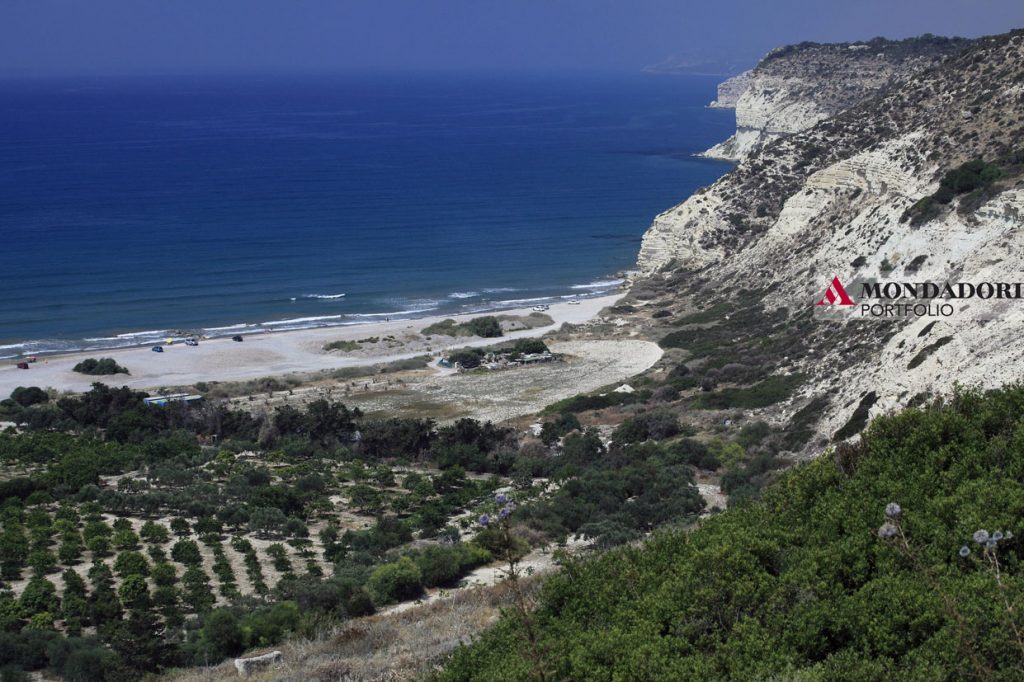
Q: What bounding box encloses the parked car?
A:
[184,338,199,347]
[232,335,244,342]
[151,346,164,353]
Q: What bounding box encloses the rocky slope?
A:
[702,36,970,160]
[631,30,1024,453]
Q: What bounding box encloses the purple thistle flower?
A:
[478,514,490,527]
[884,502,902,519]
[495,493,509,505]
[973,529,990,545]
[877,522,898,540]
[992,531,1004,542]
[959,545,971,558]
[499,506,512,519]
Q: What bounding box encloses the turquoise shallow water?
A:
[0,73,733,357]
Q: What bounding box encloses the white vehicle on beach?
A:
[532,304,550,312]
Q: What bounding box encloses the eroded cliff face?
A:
[707,70,752,109]
[701,37,969,161]
[633,30,1024,452]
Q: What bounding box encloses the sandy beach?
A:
[0,294,624,396]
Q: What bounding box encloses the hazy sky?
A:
[2,0,1023,77]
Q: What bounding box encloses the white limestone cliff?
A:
[707,70,752,108]
[700,39,967,161]
[635,31,1024,451]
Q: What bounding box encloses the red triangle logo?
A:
[816,277,855,306]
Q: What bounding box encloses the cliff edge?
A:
[701,35,970,161]
[630,30,1024,452]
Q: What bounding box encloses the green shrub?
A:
[170,539,202,566]
[448,349,484,369]
[9,387,48,408]
[423,316,503,338]
[71,358,129,376]
[934,159,1003,202]
[612,409,690,444]
[902,158,1005,225]
[542,390,646,415]
[465,316,502,338]
[112,550,149,578]
[366,556,423,605]
[196,609,244,661]
[412,543,491,587]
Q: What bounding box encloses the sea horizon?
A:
[0,72,733,358]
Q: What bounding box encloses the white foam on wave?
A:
[492,296,555,306]
[205,323,251,332]
[346,307,439,318]
[448,291,479,299]
[570,278,625,290]
[261,315,343,326]
[483,287,518,294]
[304,293,346,300]
[115,329,171,339]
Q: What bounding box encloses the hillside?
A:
[3,28,1023,682]
[627,29,1024,452]
[438,386,1024,680]
[702,35,970,160]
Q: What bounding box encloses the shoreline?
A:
[0,293,625,396]
[0,280,628,361]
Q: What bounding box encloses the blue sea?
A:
[0,73,733,357]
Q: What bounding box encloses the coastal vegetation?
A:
[903,157,1008,226]
[423,316,504,338]
[0,375,715,679]
[437,386,1024,680]
[323,340,360,352]
[72,358,129,376]
[444,339,551,370]
[423,312,554,339]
